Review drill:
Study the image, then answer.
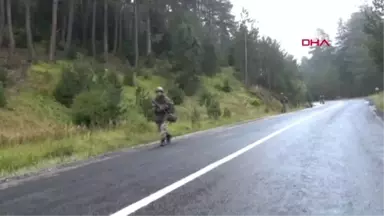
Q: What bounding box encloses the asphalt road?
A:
[0,99,383,215]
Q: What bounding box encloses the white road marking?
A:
[110,102,344,216]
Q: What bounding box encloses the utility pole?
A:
[244,27,248,87]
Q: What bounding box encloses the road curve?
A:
[0,99,383,215]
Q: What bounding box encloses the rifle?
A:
[152,99,177,122]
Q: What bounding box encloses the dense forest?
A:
[0,0,382,112]
[0,0,309,103]
[0,0,315,172]
[301,0,383,99]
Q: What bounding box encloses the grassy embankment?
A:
[0,60,288,177]
[370,91,384,111]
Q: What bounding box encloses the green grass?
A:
[0,59,290,178]
[370,92,384,111]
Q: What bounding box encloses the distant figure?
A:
[280,93,288,113]
[319,95,325,104]
[152,87,176,146]
[306,92,313,108]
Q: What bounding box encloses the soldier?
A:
[152,87,175,146]
[280,93,288,113]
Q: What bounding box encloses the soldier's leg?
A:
[165,122,172,143]
[160,121,168,144]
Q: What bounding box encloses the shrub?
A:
[214,84,222,91]
[0,82,7,108]
[66,48,78,60]
[221,79,232,92]
[154,60,172,76]
[199,90,215,107]
[0,67,8,88]
[145,54,156,68]
[72,88,122,127]
[54,66,90,107]
[191,107,201,128]
[207,99,221,119]
[104,69,122,90]
[176,74,200,96]
[168,86,185,105]
[43,144,75,159]
[123,68,135,86]
[223,107,231,118]
[250,98,262,107]
[135,86,154,121]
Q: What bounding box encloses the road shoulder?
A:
[366,97,384,121]
[0,112,284,189]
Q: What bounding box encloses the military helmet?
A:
[155,86,164,93]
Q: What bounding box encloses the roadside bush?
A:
[123,71,136,86]
[72,88,122,127]
[214,84,222,91]
[0,82,7,108]
[223,107,231,118]
[221,79,232,92]
[141,69,152,80]
[250,98,262,107]
[54,66,90,107]
[135,86,154,121]
[104,69,122,90]
[176,74,200,96]
[66,48,78,60]
[191,107,201,128]
[43,144,75,159]
[214,79,232,93]
[145,54,156,68]
[154,59,172,76]
[168,86,185,105]
[207,99,221,119]
[0,67,8,88]
[199,90,215,107]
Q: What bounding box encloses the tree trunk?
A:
[61,15,66,45]
[6,0,15,59]
[112,2,119,55]
[91,0,96,57]
[24,0,35,60]
[146,10,151,56]
[118,8,123,54]
[103,0,108,62]
[82,0,90,46]
[244,29,248,87]
[134,0,139,67]
[64,0,75,56]
[49,0,59,61]
[129,12,133,39]
[0,0,5,49]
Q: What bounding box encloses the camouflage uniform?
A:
[152,95,174,131]
[281,95,288,113]
[152,93,174,144]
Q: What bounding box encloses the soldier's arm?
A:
[152,99,160,112]
[166,97,175,112]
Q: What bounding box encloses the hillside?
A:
[0,0,311,177]
[0,58,288,177]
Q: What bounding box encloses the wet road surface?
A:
[0,99,383,215]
